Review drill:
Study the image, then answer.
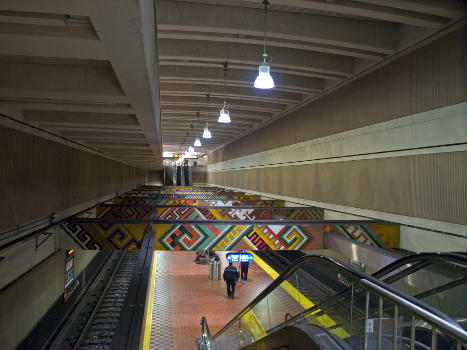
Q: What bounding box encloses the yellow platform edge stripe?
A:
[241,310,268,340]
[250,251,349,339]
[142,251,158,350]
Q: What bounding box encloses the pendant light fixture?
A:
[203,125,211,139]
[203,94,212,138]
[254,0,275,89]
[218,62,231,123]
[194,112,202,146]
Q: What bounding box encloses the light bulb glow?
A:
[218,108,231,123]
[203,125,212,138]
[194,138,201,147]
[188,146,195,154]
[254,62,275,89]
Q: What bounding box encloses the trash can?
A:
[208,261,220,280]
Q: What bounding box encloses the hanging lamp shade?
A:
[188,146,195,154]
[218,106,231,123]
[254,1,274,89]
[203,124,212,138]
[254,61,275,89]
[194,137,201,147]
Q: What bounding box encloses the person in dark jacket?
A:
[240,261,249,283]
[223,262,239,299]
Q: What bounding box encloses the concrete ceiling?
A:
[0,0,465,168]
[0,0,162,169]
[158,0,466,154]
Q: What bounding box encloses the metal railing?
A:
[200,255,467,350]
[373,252,467,280]
[199,316,213,350]
[361,279,467,350]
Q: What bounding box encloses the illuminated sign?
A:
[226,253,254,263]
[64,250,79,302]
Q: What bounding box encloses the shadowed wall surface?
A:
[0,124,145,231]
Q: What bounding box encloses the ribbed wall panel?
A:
[208,152,467,225]
[0,125,145,231]
[209,28,466,165]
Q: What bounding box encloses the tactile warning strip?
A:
[149,253,174,350]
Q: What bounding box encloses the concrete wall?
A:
[147,169,164,185]
[207,29,467,242]
[192,166,207,184]
[0,124,145,232]
[0,233,56,290]
[0,250,98,349]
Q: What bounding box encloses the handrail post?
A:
[392,305,398,350]
[364,290,369,350]
[410,314,415,350]
[377,296,383,350]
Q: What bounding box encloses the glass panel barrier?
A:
[208,256,467,350]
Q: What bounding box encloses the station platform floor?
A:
[146,251,277,350]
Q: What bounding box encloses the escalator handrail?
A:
[361,279,467,344]
[373,252,467,279]
[211,254,464,341]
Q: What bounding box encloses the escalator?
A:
[373,253,467,331]
[199,255,467,350]
[257,250,467,332]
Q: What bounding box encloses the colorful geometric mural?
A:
[58,185,399,251]
[59,222,323,250]
[109,198,285,207]
[60,222,148,249]
[324,224,400,248]
[156,207,324,221]
[118,193,262,200]
[78,205,324,221]
[154,223,323,250]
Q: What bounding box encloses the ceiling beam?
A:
[0,30,106,60]
[41,126,144,134]
[0,60,125,97]
[159,65,324,94]
[354,0,465,19]
[23,110,139,126]
[162,124,250,133]
[161,104,272,119]
[160,95,286,112]
[228,0,449,28]
[160,82,303,104]
[88,0,162,168]
[0,101,133,114]
[162,120,259,130]
[84,140,150,147]
[63,132,146,140]
[157,0,398,53]
[158,39,354,76]
[159,59,346,81]
[158,31,386,61]
[30,121,141,131]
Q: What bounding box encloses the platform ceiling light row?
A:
[187,1,274,153]
[254,0,275,89]
[218,62,231,124]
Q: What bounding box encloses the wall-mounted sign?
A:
[64,250,79,302]
[337,272,352,288]
[350,258,365,272]
[226,253,254,263]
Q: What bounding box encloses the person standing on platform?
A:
[240,261,249,283]
[223,262,239,299]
